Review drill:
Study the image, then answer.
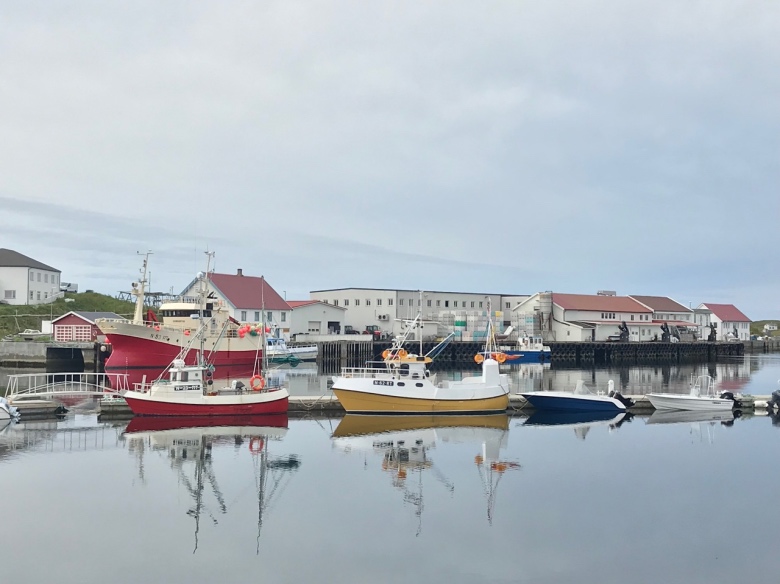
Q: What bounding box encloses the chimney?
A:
[237,268,243,276]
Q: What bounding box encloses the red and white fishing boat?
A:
[97,253,283,384]
[121,316,288,417]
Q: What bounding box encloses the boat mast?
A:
[418,290,423,356]
[199,251,215,366]
[131,251,152,325]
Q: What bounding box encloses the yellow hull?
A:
[332,388,509,415]
[333,413,510,437]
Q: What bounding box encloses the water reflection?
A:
[520,410,632,440]
[122,414,299,554]
[332,414,520,531]
[645,409,736,426]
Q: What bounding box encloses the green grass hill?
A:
[0,292,147,340]
[750,320,780,338]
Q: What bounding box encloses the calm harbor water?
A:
[1,354,780,583]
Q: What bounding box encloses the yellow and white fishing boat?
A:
[331,296,510,414]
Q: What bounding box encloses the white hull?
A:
[267,346,318,361]
[646,393,734,411]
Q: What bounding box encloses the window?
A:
[255,311,260,321]
[4,290,16,300]
[267,312,272,322]
[355,299,360,306]
[281,312,286,322]
[399,299,404,306]
[44,274,48,283]
[44,292,48,299]
[453,301,457,308]
[388,299,393,306]
[631,315,634,321]
[471,301,475,308]
[365,299,370,306]
[444,300,449,308]
[54,275,58,285]
[427,300,432,307]
[36,291,40,300]
[333,299,338,306]
[37,273,41,282]
[479,302,483,308]
[241,311,247,321]
[30,291,34,300]
[377,299,382,306]
[436,300,441,307]
[505,302,510,309]
[344,299,349,306]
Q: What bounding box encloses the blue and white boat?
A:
[520,380,633,413]
[501,335,551,363]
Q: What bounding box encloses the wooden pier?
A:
[310,339,775,369]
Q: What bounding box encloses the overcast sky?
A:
[1,1,777,318]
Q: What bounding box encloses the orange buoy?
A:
[474,353,484,364]
[249,437,265,453]
[496,352,507,363]
[382,349,390,359]
[249,375,265,391]
[397,349,408,358]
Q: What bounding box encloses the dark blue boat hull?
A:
[520,393,625,413]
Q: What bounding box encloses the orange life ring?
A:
[397,349,408,358]
[382,349,390,359]
[249,375,265,391]
[249,437,265,453]
[474,353,484,364]
[496,353,507,363]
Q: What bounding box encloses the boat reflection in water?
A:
[332,414,520,530]
[520,410,632,440]
[123,414,299,553]
[645,409,736,426]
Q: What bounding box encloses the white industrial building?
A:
[309,287,529,338]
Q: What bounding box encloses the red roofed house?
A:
[629,295,698,340]
[286,300,347,339]
[180,269,292,337]
[695,303,751,341]
[513,292,662,342]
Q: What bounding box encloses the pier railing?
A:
[5,372,129,402]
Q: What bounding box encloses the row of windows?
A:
[600,313,651,321]
[239,311,287,323]
[327,298,487,309]
[629,314,650,321]
[29,271,59,285]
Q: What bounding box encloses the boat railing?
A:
[339,366,394,379]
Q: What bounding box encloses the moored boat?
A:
[0,396,20,421]
[501,335,552,363]
[646,375,737,412]
[520,380,633,413]
[331,294,510,414]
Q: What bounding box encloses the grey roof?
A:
[0,248,59,271]
[52,311,125,324]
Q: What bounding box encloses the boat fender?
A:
[425,370,430,378]
[249,438,264,453]
[207,379,213,386]
[719,391,735,401]
[250,375,266,391]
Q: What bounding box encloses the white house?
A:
[0,248,62,306]
[179,269,292,335]
[286,300,346,338]
[629,295,698,340]
[695,303,751,341]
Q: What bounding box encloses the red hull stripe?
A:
[124,395,288,417]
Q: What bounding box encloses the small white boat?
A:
[0,396,20,421]
[331,296,510,414]
[647,375,736,411]
[265,337,318,364]
[520,380,633,413]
